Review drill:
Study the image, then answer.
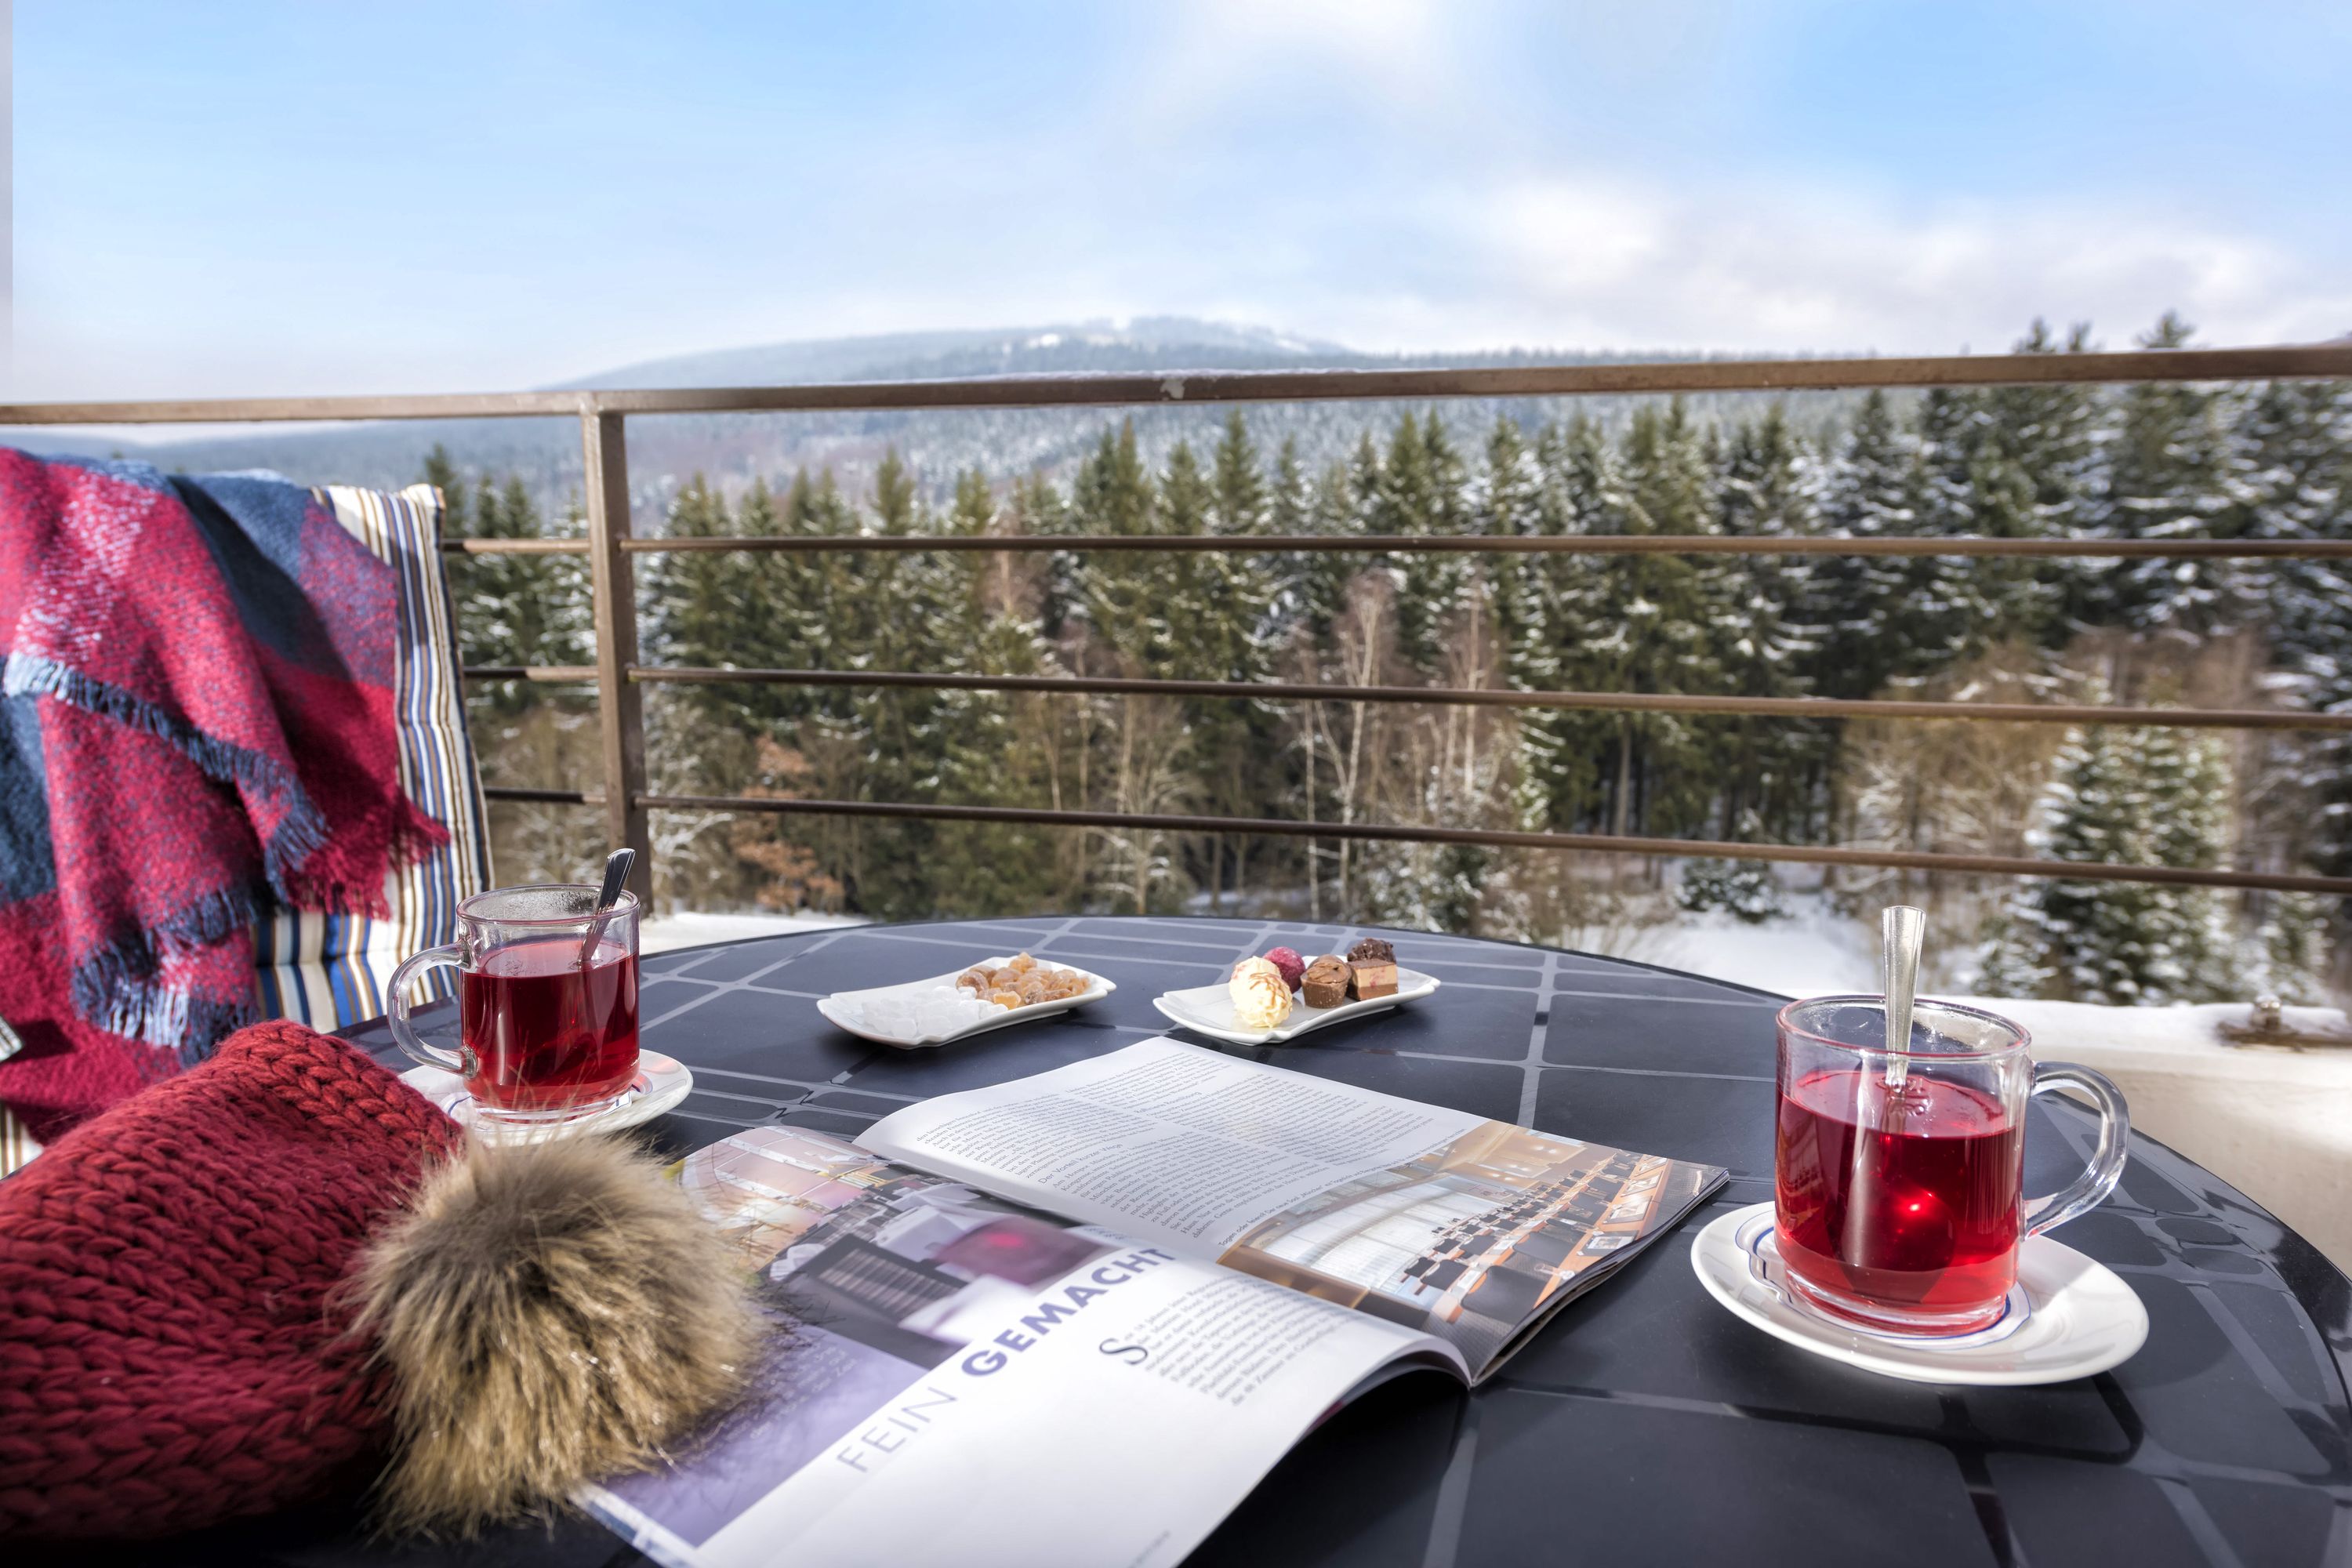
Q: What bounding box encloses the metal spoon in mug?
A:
[1881,905,1926,1090]
[578,847,637,973]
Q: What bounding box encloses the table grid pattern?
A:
[326,916,2352,1568]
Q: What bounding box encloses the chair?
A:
[1461,1263,1550,1323]
[1508,1228,1578,1269]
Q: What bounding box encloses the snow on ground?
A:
[641,909,868,954]
[1573,907,1881,997]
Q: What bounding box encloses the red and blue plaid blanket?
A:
[0,450,446,1137]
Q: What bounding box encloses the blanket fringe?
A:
[4,652,335,901]
[67,956,261,1059]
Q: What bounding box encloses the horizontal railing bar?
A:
[597,534,2352,560]
[535,665,2346,732]
[0,390,597,424]
[467,665,601,683]
[583,346,2352,412]
[444,536,593,556]
[5,346,2348,428]
[631,794,2352,895]
[482,785,604,805]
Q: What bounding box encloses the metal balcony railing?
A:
[8,343,2352,904]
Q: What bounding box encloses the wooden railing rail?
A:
[460,665,2352,734]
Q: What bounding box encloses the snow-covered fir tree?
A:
[1676,858,1788,923]
[1806,390,1918,701]
[2088,314,2252,636]
[434,451,591,709]
[1711,406,1818,837]
[1977,720,2237,1004]
[2243,379,2352,888]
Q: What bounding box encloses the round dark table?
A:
[148,917,2352,1566]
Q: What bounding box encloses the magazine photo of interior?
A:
[674,1127,1118,1370]
[762,1174,1113,1369]
[1218,1127,1718,1367]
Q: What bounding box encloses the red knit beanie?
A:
[0,1020,456,1538]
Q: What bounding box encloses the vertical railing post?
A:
[580,405,654,904]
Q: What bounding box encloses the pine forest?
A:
[441,319,2352,1005]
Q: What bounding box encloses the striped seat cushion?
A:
[251,482,492,1026]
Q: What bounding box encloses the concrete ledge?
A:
[1958,997,2352,1272]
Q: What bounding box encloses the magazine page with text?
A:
[582,1126,1463,1568]
[857,1037,1727,1379]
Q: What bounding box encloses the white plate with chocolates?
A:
[1152,940,1440,1046]
[818,953,1114,1049]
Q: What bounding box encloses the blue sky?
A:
[13,0,2350,398]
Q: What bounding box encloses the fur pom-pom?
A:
[353,1134,760,1537]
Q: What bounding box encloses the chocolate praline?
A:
[1301,956,1350,1009]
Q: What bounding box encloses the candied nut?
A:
[947,955,1093,1009]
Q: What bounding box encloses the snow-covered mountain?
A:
[550,318,1362,390]
[5,318,1815,516]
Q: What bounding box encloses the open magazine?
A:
[586,1036,1724,1568]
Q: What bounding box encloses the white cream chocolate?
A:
[1229,956,1294,1030]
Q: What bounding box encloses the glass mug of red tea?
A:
[1773,996,2128,1335]
[386,884,642,1124]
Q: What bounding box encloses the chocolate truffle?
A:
[1347,936,1396,964]
[1262,946,1307,991]
[1301,956,1351,1009]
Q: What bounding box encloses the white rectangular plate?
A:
[818,956,1114,1050]
[1152,966,1440,1045]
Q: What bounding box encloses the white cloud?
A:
[1256,172,2352,357]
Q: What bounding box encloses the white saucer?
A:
[1690,1201,2147,1386]
[398,1050,695,1143]
[1152,966,1441,1045]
